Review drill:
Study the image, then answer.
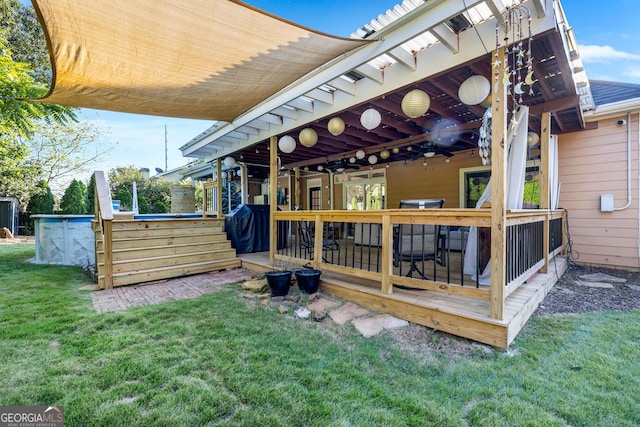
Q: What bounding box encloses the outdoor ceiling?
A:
[180,0,593,172]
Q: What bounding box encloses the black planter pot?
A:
[265,271,292,297]
[295,269,322,294]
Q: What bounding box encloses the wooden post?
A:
[490,46,507,320]
[540,112,551,273]
[269,136,278,266]
[94,171,113,290]
[313,214,322,269]
[294,167,300,208]
[380,214,393,295]
[215,158,222,218]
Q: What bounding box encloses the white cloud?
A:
[579,44,640,63]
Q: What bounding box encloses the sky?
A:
[67,0,640,178]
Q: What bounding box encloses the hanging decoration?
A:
[493,5,535,123]
[278,135,296,153]
[379,149,390,160]
[355,149,366,160]
[360,108,382,130]
[527,131,539,146]
[478,107,492,165]
[368,155,378,165]
[401,89,430,118]
[223,156,236,168]
[459,75,491,106]
[299,128,318,147]
[327,117,345,136]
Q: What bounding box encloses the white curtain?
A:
[463,106,529,284]
[550,135,559,209]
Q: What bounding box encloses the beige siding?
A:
[558,115,640,269]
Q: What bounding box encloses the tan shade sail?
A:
[31,0,368,122]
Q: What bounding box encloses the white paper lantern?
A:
[327,117,345,136]
[401,89,431,118]
[223,156,236,168]
[360,108,382,130]
[299,128,318,148]
[527,131,540,146]
[349,157,356,164]
[355,149,365,160]
[392,147,399,154]
[458,75,491,105]
[236,169,242,177]
[368,155,378,165]
[380,149,390,160]
[278,135,296,153]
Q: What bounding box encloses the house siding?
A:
[558,114,640,270]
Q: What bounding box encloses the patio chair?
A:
[298,220,339,262]
[393,199,445,280]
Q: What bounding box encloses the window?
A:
[459,162,540,208]
[339,170,386,210]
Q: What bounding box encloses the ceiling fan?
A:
[411,141,459,160]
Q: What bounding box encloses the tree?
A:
[86,173,96,215]
[25,119,115,194]
[108,166,172,213]
[59,179,87,214]
[25,180,53,234]
[0,11,76,202]
[114,188,133,212]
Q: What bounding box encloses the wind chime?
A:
[479,4,536,166]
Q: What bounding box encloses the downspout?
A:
[613,112,632,211]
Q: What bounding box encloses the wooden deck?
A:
[240,251,567,348]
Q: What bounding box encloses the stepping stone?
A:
[352,314,409,338]
[307,296,341,313]
[329,302,371,325]
[573,280,614,289]
[352,317,385,338]
[579,273,626,284]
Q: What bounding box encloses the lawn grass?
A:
[1,243,639,426]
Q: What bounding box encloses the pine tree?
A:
[60,179,87,214]
[86,174,96,215]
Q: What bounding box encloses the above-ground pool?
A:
[32,215,95,266]
[31,213,204,266]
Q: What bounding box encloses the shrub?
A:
[60,179,87,214]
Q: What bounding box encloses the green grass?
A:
[1,244,639,426]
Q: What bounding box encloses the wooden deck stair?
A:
[95,217,241,288]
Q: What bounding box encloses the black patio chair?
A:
[393,198,445,280]
[298,220,339,262]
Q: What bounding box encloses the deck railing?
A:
[274,209,565,318]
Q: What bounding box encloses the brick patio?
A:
[91,268,254,313]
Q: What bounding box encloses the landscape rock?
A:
[573,280,614,289]
[285,295,301,303]
[277,305,289,314]
[579,272,626,284]
[242,279,268,293]
[307,293,321,303]
[313,311,327,322]
[294,307,311,319]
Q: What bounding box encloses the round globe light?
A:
[355,149,365,160]
[401,89,430,118]
[392,147,399,154]
[458,75,491,105]
[349,157,356,164]
[278,135,296,153]
[527,131,540,146]
[380,149,390,160]
[368,155,378,165]
[299,128,318,148]
[223,156,236,168]
[327,117,345,136]
[360,108,382,130]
